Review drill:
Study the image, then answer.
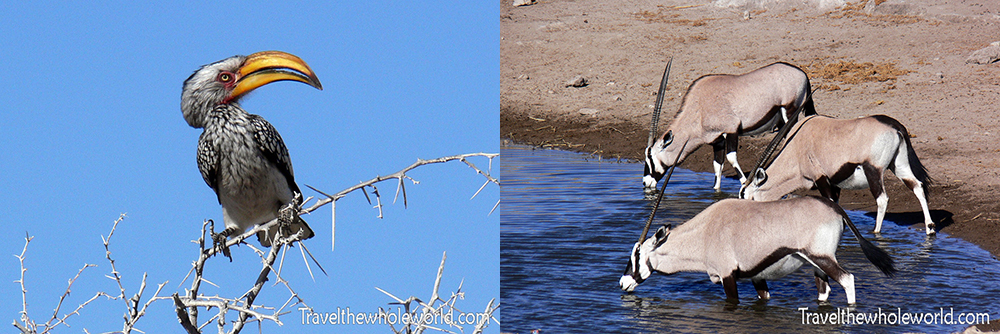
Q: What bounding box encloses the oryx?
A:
[739,114,934,235]
[619,196,896,304]
[643,62,816,192]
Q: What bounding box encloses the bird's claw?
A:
[211,228,234,262]
[276,195,302,240]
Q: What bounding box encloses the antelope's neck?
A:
[649,230,708,274]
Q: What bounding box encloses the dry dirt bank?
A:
[500,0,1000,262]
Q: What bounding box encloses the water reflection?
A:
[500,145,1000,333]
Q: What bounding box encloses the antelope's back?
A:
[697,197,844,252]
[789,115,900,168]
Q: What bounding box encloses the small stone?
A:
[565,75,588,87]
[513,0,536,7]
[966,42,1000,64]
[578,108,599,116]
[611,94,622,101]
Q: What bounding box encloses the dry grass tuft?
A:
[804,60,912,89]
[826,0,923,25]
[634,10,711,26]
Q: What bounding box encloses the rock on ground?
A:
[966,42,1000,64]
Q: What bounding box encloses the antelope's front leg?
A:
[813,255,856,304]
[712,139,726,191]
[752,278,770,300]
[862,164,888,233]
[722,275,739,302]
[725,133,746,185]
[814,273,831,302]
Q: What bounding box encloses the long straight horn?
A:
[637,141,686,245]
[647,58,673,147]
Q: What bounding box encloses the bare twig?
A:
[102,215,130,315]
[13,214,166,334]
[96,214,168,334]
[303,153,499,214]
[172,294,200,334]
[304,153,500,251]
[473,299,500,334]
[244,243,309,316]
[375,252,499,334]
[44,264,100,332]
[14,232,33,332]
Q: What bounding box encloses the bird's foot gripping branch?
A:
[171,213,317,333]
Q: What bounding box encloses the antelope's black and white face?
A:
[619,241,651,292]
[620,225,670,292]
[739,168,768,200]
[643,131,678,190]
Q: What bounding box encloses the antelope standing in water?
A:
[644,62,816,192]
[739,114,934,235]
[619,196,896,304]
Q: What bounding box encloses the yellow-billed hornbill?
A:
[182,51,321,249]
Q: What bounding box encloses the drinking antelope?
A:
[619,196,896,304]
[643,62,816,192]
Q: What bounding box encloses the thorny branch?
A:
[304,152,499,214]
[12,153,499,334]
[13,214,166,334]
[100,214,168,334]
[376,252,500,334]
[303,153,500,251]
[166,199,311,334]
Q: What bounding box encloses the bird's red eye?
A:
[218,72,234,83]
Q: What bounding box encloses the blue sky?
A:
[0,2,497,333]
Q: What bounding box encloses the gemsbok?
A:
[643,62,816,192]
[619,196,896,304]
[739,114,934,235]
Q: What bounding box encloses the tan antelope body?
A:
[619,196,895,304]
[740,115,934,234]
[644,62,816,191]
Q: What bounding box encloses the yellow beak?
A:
[228,51,323,102]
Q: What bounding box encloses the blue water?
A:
[499,145,1000,333]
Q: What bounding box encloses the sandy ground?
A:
[500,0,1000,264]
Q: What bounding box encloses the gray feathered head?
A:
[181,51,322,128]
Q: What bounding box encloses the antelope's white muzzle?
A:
[619,274,638,292]
[642,175,658,190]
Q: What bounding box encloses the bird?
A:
[181,51,321,250]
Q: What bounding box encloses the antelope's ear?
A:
[754,168,768,186]
[653,224,671,247]
[662,130,674,147]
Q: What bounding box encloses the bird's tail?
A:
[290,215,315,240]
[258,216,315,247]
